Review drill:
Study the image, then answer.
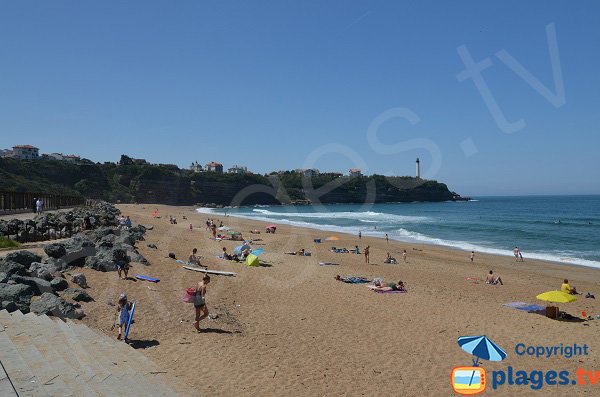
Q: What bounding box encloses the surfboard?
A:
[124,301,136,340]
[183,266,237,277]
[135,274,160,282]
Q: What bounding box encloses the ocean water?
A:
[197,195,600,268]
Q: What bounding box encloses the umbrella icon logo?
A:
[451,335,507,395]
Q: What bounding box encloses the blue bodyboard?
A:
[135,274,160,282]
[124,301,136,340]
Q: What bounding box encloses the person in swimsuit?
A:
[194,275,210,332]
[188,248,202,266]
[115,293,133,340]
[364,245,370,264]
[373,280,406,292]
[485,270,503,285]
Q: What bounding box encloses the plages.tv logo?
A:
[451,335,507,395]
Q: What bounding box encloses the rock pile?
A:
[0,201,120,243]
[0,202,149,318]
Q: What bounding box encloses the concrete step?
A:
[21,313,101,397]
[68,322,156,396]
[0,310,46,396]
[54,317,132,397]
[70,323,180,396]
[0,356,18,397]
[0,310,71,396]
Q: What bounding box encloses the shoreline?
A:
[196,206,600,271]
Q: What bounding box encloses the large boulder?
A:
[29,292,84,319]
[84,247,128,272]
[50,277,69,292]
[1,300,18,313]
[62,287,93,302]
[28,262,59,281]
[63,236,96,267]
[3,251,42,269]
[43,257,70,272]
[0,272,7,284]
[71,273,88,289]
[9,275,53,295]
[0,261,27,277]
[44,243,67,259]
[0,283,35,313]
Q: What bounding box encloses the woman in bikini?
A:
[193,275,210,332]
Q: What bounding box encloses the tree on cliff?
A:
[119,155,134,166]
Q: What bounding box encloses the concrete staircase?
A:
[0,310,186,396]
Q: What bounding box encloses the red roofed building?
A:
[12,145,39,160]
[205,161,223,173]
[349,168,362,176]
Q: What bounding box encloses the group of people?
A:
[31,197,45,214]
[118,215,133,229]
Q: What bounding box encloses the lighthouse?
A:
[416,158,420,179]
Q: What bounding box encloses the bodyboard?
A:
[135,274,160,282]
[124,302,136,340]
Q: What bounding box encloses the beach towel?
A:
[319,262,339,266]
[503,302,545,314]
[503,302,529,308]
[375,289,407,294]
[337,276,370,284]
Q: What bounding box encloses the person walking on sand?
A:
[385,233,389,243]
[470,251,475,263]
[359,231,362,240]
[402,249,407,262]
[364,245,370,264]
[193,275,210,332]
[115,293,133,340]
[513,246,519,261]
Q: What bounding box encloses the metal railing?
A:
[0,191,84,214]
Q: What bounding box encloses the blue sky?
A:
[1,1,599,196]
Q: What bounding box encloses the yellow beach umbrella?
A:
[536,291,577,303]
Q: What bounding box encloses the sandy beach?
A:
[64,204,600,396]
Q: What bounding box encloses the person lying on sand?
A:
[372,280,406,292]
[561,279,579,295]
[286,249,307,256]
[485,270,503,285]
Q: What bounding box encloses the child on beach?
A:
[116,260,129,279]
[193,275,210,332]
[470,251,474,262]
[403,249,407,262]
[115,293,133,341]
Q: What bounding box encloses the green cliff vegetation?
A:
[0,156,456,205]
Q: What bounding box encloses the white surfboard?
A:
[183,266,237,277]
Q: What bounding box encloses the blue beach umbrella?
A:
[457,335,507,365]
[457,335,507,386]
